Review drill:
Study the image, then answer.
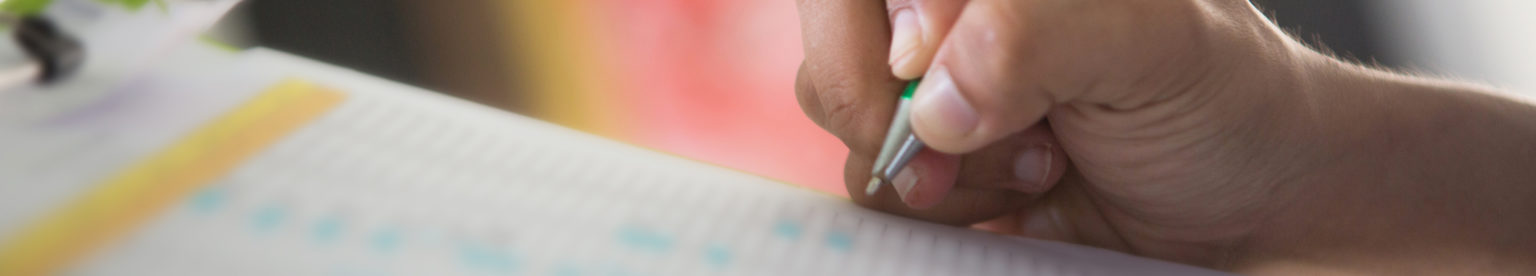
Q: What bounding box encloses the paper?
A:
[0,44,1228,275]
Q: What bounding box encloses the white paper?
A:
[2,46,1229,275]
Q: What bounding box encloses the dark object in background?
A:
[16,16,85,84]
[247,0,423,86]
[247,0,520,111]
[1251,0,1395,67]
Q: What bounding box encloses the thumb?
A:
[907,0,1063,154]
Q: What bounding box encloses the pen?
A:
[866,80,925,195]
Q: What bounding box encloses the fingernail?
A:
[1013,144,1052,187]
[892,167,919,205]
[912,68,979,140]
[887,9,921,67]
[1021,205,1068,240]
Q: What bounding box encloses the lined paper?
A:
[7,47,1227,275]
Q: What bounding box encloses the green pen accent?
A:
[902,79,920,99]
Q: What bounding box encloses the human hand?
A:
[796,0,1334,270]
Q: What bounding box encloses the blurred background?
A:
[205,0,1536,195]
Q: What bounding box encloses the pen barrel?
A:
[866,80,925,195]
[882,133,924,179]
[870,98,917,181]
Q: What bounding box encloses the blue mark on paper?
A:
[616,226,674,253]
[312,216,344,244]
[370,227,404,253]
[187,188,225,214]
[772,220,803,240]
[703,245,732,268]
[824,231,854,252]
[458,243,518,274]
[250,205,287,233]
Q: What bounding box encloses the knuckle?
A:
[797,62,864,133]
[797,57,900,155]
[818,76,887,154]
[820,94,862,134]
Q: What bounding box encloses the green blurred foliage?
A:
[3,0,165,15]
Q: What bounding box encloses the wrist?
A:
[1237,53,1536,275]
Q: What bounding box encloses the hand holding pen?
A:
[796,0,1536,274]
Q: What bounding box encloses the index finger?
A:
[796,0,908,156]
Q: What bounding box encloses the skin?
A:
[794,0,1536,274]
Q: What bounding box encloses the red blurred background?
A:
[588,0,847,193]
[237,0,852,194]
[233,0,1536,196]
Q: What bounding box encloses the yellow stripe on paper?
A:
[0,79,345,275]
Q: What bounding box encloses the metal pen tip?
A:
[864,177,883,195]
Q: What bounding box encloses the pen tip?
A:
[864,177,882,196]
